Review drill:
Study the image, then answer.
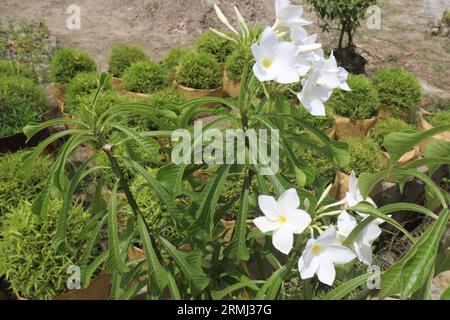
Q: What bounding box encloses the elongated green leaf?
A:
[82,250,109,288]
[159,237,209,297]
[323,273,373,300]
[350,202,415,243]
[137,215,168,292]
[342,216,376,247]
[384,124,450,164]
[379,203,438,220]
[224,175,250,261]
[441,286,450,300]
[211,279,263,300]
[166,271,182,300]
[256,266,285,300]
[23,118,86,141]
[188,165,231,241]
[108,181,129,273]
[110,123,160,155]
[156,164,185,196]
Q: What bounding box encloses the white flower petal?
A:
[316,226,337,245]
[326,245,356,264]
[361,223,382,244]
[337,211,357,237]
[257,195,279,220]
[354,241,373,265]
[298,255,319,280]
[277,188,300,212]
[272,225,294,255]
[272,61,300,84]
[260,26,278,49]
[286,209,311,234]
[317,257,336,286]
[253,217,280,233]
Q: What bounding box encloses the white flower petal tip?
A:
[255,189,311,255]
[298,227,356,286]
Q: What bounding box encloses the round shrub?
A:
[370,117,412,146]
[66,72,112,106]
[295,145,336,182]
[372,68,422,119]
[108,45,148,78]
[327,74,380,120]
[163,47,192,77]
[195,30,235,63]
[144,88,186,109]
[0,75,47,137]
[0,60,38,82]
[297,104,335,132]
[0,151,52,218]
[176,52,222,90]
[342,136,385,175]
[122,60,169,94]
[65,89,133,116]
[0,201,96,299]
[49,48,97,84]
[428,111,450,127]
[225,48,254,81]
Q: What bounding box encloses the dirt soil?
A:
[1,0,449,101]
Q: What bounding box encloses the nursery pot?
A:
[174,80,223,102]
[124,90,152,101]
[333,116,378,140]
[223,71,241,98]
[52,83,68,113]
[417,114,450,154]
[111,77,126,92]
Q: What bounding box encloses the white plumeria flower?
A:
[337,211,382,265]
[298,226,356,286]
[293,52,350,116]
[290,27,324,76]
[254,188,312,255]
[251,26,300,84]
[274,0,312,33]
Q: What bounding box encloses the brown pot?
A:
[52,83,68,113]
[418,115,450,154]
[333,116,378,140]
[15,273,111,300]
[111,77,126,92]
[174,80,223,101]
[124,91,152,101]
[223,71,240,98]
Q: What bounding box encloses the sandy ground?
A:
[1,0,449,100]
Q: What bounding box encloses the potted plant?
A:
[371,67,422,121]
[108,45,148,91]
[0,201,107,300]
[370,116,419,166]
[122,60,170,99]
[418,110,450,153]
[327,74,380,139]
[0,75,49,153]
[223,47,254,97]
[174,51,223,100]
[65,72,113,108]
[49,48,97,112]
[162,47,192,81]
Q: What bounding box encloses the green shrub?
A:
[66,72,112,106]
[0,151,52,218]
[65,89,133,116]
[0,201,95,299]
[372,68,422,119]
[108,45,148,78]
[225,48,254,81]
[163,47,192,77]
[122,60,169,94]
[327,74,380,120]
[195,30,235,63]
[370,117,412,146]
[0,75,47,137]
[297,104,335,132]
[49,48,97,84]
[443,10,450,24]
[0,60,38,82]
[342,136,385,174]
[176,52,222,90]
[295,144,336,183]
[428,111,450,127]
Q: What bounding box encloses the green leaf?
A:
[188,165,231,241]
[323,273,373,300]
[441,286,450,300]
[137,214,168,292]
[256,266,285,299]
[211,278,263,300]
[23,118,86,141]
[82,250,109,288]
[156,164,185,196]
[224,175,250,261]
[159,237,209,297]
[384,124,450,165]
[107,181,129,273]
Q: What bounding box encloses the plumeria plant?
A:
[23,0,449,300]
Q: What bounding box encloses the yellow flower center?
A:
[312,244,323,255]
[278,214,287,224]
[262,57,273,69]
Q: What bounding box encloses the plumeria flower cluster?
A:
[253,171,383,286]
[214,0,350,117]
